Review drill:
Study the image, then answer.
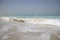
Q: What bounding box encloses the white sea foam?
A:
[25,18,60,26]
[1,17,10,21]
[0,17,60,26]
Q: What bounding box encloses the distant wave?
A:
[0,17,60,26]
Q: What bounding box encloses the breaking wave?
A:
[0,17,60,26]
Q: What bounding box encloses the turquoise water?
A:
[0,16,60,19]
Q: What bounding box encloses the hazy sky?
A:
[0,0,60,16]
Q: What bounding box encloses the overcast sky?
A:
[0,0,60,16]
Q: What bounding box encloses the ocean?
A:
[1,16,60,19]
[0,16,60,40]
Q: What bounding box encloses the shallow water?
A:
[0,17,60,40]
